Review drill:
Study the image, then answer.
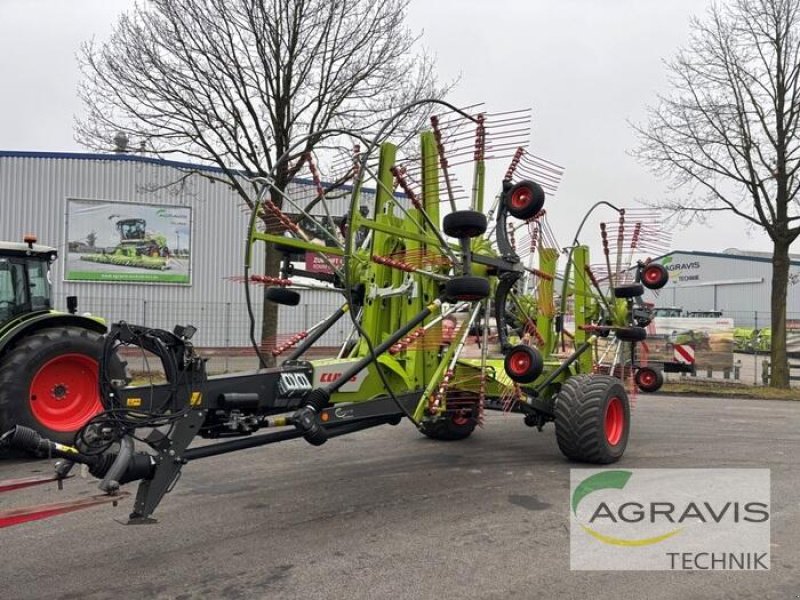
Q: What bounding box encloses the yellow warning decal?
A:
[53,443,79,454]
[190,391,203,407]
[126,397,142,408]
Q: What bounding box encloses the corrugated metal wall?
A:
[0,153,350,348]
[643,251,800,327]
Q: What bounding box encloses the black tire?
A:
[504,344,544,383]
[0,328,126,448]
[554,374,630,464]
[614,284,644,299]
[443,210,487,238]
[635,367,664,393]
[614,326,647,342]
[420,405,479,441]
[265,287,301,306]
[445,276,490,301]
[503,180,545,220]
[641,263,669,290]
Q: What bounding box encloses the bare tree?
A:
[77,0,446,362]
[634,0,800,387]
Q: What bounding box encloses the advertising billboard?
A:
[65,199,191,284]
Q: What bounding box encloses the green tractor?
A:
[734,327,757,352]
[0,236,122,446]
[81,217,170,270]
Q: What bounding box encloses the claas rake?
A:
[1,101,667,527]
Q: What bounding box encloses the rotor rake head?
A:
[237,102,668,436]
[591,208,672,290]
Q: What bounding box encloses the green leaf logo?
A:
[572,470,632,515]
[573,470,682,546]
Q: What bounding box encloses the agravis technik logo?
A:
[570,469,771,571]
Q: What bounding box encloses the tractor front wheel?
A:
[0,328,124,446]
[553,375,630,464]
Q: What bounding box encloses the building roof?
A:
[0,150,377,195]
[0,149,227,175]
[655,249,800,266]
[722,247,800,261]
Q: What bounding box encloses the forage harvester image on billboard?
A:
[65,199,191,284]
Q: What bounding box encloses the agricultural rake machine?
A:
[0,102,670,527]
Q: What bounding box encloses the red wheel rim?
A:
[604,397,624,446]
[29,354,102,432]
[643,266,663,285]
[510,187,532,209]
[451,412,470,426]
[638,370,656,387]
[508,350,531,376]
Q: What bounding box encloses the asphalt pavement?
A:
[0,394,798,600]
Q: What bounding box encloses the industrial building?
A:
[643,249,800,327]
[0,150,358,349]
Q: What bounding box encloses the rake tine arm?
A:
[0,493,130,529]
[0,473,75,493]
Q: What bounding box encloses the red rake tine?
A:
[0,492,130,529]
[0,473,74,493]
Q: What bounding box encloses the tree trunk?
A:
[257,179,291,369]
[769,239,791,388]
[259,246,282,368]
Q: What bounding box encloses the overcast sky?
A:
[0,0,789,255]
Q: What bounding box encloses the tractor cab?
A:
[116,218,147,241]
[0,237,57,325]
